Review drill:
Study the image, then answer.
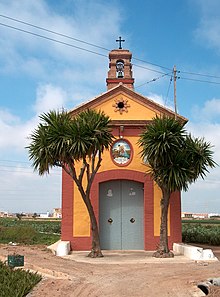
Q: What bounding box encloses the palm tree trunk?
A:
[69,166,103,258]
[88,207,103,258]
[153,187,174,258]
[83,194,103,258]
[160,187,170,252]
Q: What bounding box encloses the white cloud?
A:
[0,84,65,213]
[0,0,125,111]
[0,0,125,213]
[33,84,67,114]
[0,0,121,77]
[147,92,165,106]
[192,98,220,121]
[133,65,161,86]
[186,121,220,163]
[145,92,174,111]
[182,95,220,213]
[193,0,220,53]
[188,97,220,162]
[0,0,124,213]
[0,84,67,152]
[0,115,35,152]
[0,109,20,124]
[0,165,61,213]
[0,109,29,151]
[0,86,63,212]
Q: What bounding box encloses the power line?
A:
[0,159,30,164]
[0,196,60,200]
[0,14,173,72]
[0,14,110,52]
[2,14,220,83]
[0,164,33,169]
[132,63,167,75]
[132,57,172,71]
[0,160,61,172]
[0,161,61,170]
[1,15,220,85]
[0,21,168,76]
[0,188,60,193]
[135,72,171,89]
[180,76,220,85]
[0,185,60,192]
[0,164,60,172]
[164,75,173,106]
[0,168,61,175]
[180,70,220,80]
[0,22,108,58]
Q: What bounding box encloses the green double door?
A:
[99,180,144,250]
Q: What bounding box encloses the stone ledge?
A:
[173,243,218,261]
[47,240,70,256]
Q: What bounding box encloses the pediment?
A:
[69,84,187,124]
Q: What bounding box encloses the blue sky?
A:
[0,0,220,214]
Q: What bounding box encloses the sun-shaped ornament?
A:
[112,98,130,114]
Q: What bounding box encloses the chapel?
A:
[61,40,186,251]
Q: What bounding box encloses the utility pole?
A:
[173,65,177,119]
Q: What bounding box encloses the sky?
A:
[0,0,220,214]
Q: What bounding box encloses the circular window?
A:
[112,98,130,114]
[117,101,124,109]
[111,139,133,166]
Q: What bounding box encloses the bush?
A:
[0,226,38,244]
[0,226,60,245]
[0,260,41,296]
[182,224,220,245]
[0,218,61,234]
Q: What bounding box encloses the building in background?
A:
[53,208,62,218]
[181,212,220,219]
[39,211,50,219]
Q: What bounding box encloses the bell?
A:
[117,71,124,78]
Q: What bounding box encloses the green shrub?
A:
[182,224,220,245]
[34,232,60,245]
[0,226,60,245]
[182,219,220,224]
[0,260,41,296]
[0,226,38,244]
[0,218,61,234]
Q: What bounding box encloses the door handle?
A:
[130,218,135,223]
[108,218,113,224]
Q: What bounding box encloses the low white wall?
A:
[47,240,70,256]
[173,243,218,261]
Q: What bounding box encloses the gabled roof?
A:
[69,83,188,123]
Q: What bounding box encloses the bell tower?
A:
[106,37,134,90]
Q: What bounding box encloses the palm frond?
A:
[27,109,114,175]
[138,115,216,192]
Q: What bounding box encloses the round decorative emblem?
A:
[111,139,133,166]
[112,98,130,114]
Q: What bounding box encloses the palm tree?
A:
[27,109,114,257]
[138,115,216,257]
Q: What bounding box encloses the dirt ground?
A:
[1,244,220,297]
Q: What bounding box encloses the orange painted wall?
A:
[72,135,149,236]
[73,183,90,236]
[65,89,175,247]
[154,183,170,236]
[72,135,169,238]
[93,92,158,120]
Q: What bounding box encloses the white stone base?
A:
[47,240,70,256]
[173,243,218,261]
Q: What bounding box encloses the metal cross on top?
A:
[116,36,125,49]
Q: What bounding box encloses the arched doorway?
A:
[99,180,144,250]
